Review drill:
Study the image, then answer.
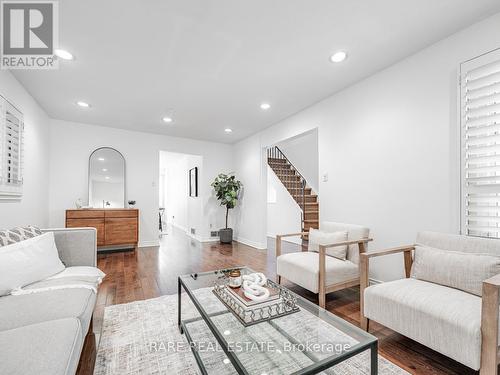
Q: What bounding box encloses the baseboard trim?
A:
[200,237,220,243]
[138,240,160,248]
[235,236,267,250]
[170,222,187,232]
[267,234,302,245]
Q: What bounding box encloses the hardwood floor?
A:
[95,227,476,375]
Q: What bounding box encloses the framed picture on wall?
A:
[189,167,198,197]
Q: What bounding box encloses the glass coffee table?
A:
[178,267,378,375]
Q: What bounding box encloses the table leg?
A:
[370,341,378,375]
[178,277,183,334]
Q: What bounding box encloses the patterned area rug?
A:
[94,289,409,374]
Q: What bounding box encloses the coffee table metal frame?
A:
[178,267,378,375]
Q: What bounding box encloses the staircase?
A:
[267,146,319,240]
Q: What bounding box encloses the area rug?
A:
[94,288,409,374]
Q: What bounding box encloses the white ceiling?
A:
[13,0,500,143]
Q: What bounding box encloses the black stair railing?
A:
[267,146,307,225]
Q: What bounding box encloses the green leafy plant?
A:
[211,173,243,229]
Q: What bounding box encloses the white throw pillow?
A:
[308,229,348,260]
[0,232,65,296]
[411,245,500,296]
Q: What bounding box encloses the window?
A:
[461,49,500,238]
[0,95,24,199]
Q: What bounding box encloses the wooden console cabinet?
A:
[66,209,139,250]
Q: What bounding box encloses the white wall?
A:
[232,134,267,249]
[0,71,50,229]
[233,12,500,281]
[267,166,302,244]
[49,120,232,246]
[277,129,319,193]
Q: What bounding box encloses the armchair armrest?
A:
[275,232,309,257]
[480,273,500,374]
[42,228,97,267]
[361,245,415,259]
[319,238,373,251]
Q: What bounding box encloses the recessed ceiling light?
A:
[224,128,232,133]
[76,101,90,108]
[98,157,105,161]
[102,168,108,172]
[223,359,230,365]
[330,50,347,63]
[223,330,231,335]
[162,116,173,123]
[105,176,110,180]
[54,49,74,60]
[260,103,271,110]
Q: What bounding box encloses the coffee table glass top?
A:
[178,267,378,375]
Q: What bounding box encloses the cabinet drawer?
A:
[66,210,104,219]
[66,218,105,246]
[105,210,138,218]
[105,218,138,245]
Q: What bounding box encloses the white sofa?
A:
[360,231,500,374]
[276,222,371,308]
[0,228,100,375]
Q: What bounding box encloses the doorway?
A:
[159,151,203,238]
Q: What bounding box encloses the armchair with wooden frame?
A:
[275,222,372,309]
[360,231,500,374]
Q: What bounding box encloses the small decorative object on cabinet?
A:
[65,209,138,251]
[0,95,24,200]
[128,200,136,207]
[211,173,242,243]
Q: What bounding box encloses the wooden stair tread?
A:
[268,150,319,239]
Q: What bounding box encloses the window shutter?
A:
[461,49,500,238]
[0,95,24,199]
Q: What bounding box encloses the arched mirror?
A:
[88,147,125,208]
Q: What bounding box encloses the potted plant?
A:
[211,173,242,244]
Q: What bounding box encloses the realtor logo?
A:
[1,1,59,69]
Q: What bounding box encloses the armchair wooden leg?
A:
[359,254,370,332]
[361,317,369,332]
[480,282,499,375]
[319,245,326,309]
[319,291,326,309]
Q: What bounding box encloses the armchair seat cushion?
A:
[277,252,359,293]
[364,278,499,370]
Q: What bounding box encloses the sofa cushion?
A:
[0,287,96,334]
[0,225,42,246]
[364,278,500,370]
[0,232,65,296]
[308,229,348,260]
[321,222,369,264]
[411,246,500,296]
[277,252,359,293]
[0,318,83,375]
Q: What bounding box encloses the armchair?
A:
[275,222,372,308]
[360,232,500,374]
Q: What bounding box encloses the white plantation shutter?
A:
[461,49,500,238]
[0,95,24,199]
